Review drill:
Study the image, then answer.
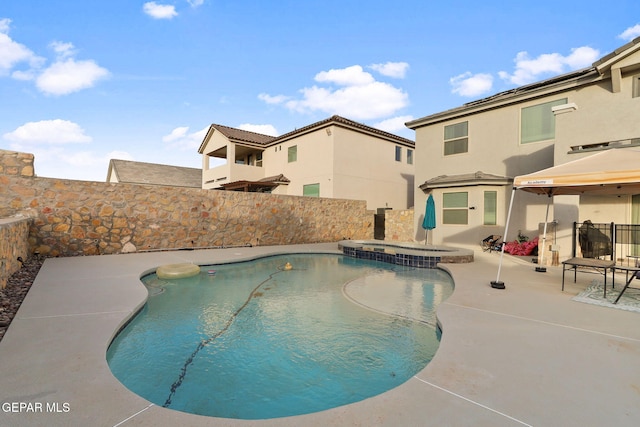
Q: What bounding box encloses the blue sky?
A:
[1,1,640,181]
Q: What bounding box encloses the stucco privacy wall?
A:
[0,150,373,258]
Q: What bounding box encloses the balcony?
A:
[202,162,265,189]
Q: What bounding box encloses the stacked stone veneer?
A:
[0,217,31,288]
[0,150,34,178]
[384,209,415,242]
[0,150,373,260]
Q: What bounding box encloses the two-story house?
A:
[407,37,640,260]
[198,115,416,211]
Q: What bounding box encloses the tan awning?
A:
[513,148,640,196]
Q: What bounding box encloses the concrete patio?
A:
[0,243,638,426]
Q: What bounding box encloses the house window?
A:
[633,75,640,98]
[395,146,402,161]
[303,183,320,197]
[484,191,497,225]
[256,152,263,167]
[444,121,468,155]
[288,145,297,162]
[521,98,567,144]
[407,149,413,165]
[443,192,468,225]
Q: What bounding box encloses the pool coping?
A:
[1,242,639,426]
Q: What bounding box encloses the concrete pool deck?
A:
[0,243,639,426]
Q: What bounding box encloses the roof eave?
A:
[269,115,414,147]
[197,124,216,154]
[407,68,598,129]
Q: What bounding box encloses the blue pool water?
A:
[107,254,454,419]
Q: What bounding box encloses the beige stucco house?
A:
[407,37,640,260]
[198,115,415,211]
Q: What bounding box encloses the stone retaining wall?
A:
[0,149,34,178]
[384,209,415,242]
[0,217,31,288]
[0,150,373,258]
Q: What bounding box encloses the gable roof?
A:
[107,159,201,188]
[271,115,414,147]
[211,124,276,145]
[407,36,640,129]
[198,115,414,154]
[198,124,276,153]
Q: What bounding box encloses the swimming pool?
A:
[107,254,454,419]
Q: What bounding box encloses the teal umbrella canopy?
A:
[422,194,436,230]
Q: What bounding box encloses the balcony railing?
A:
[202,163,264,188]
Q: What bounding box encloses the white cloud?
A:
[31,147,133,181]
[369,62,409,78]
[187,0,205,7]
[0,20,109,94]
[3,119,92,144]
[498,46,599,85]
[238,123,279,136]
[162,126,190,142]
[11,69,37,80]
[0,18,10,33]
[450,72,494,97]
[258,93,289,104]
[162,125,208,150]
[49,41,75,58]
[372,115,414,133]
[36,58,110,95]
[143,2,178,19]
[618,24,640,41]
[315,65,375,86]
[64,149,131,170]
[0,19,44,76]
[260,64,409,121]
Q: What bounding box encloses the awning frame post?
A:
[491,187,516,289]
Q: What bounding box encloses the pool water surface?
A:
[107,254,454,419]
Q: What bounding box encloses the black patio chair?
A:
[481,235,502,253]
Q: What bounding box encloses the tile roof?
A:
[108,159,201,188]
[407,36,640,129]
[271,115,415,146]
[200,115,414,154]
[210,124,277,145]
[419,171,512,191]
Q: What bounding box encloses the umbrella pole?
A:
[491,187,516,289]
[535,197,551,273]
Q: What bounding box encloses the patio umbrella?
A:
[422,194,436,244]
